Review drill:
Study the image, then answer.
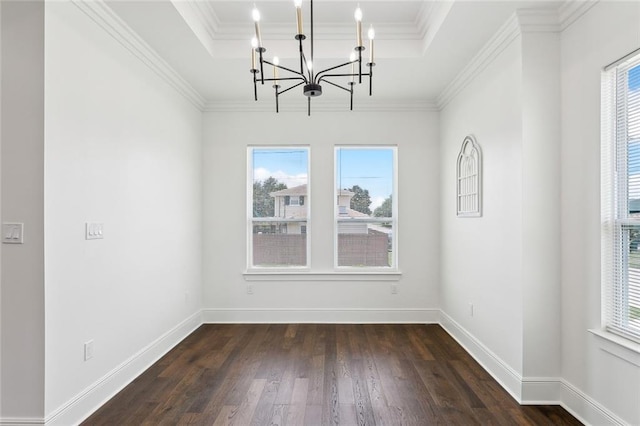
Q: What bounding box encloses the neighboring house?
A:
[268,184,369,234]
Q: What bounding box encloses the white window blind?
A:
[602,54,640,343]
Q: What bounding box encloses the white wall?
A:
[440,35,525,380]
[441,3,640,423]
[560,2,640,424]
[203,110,439,323]
[0,0,45,420]
[43,2,203,422]
[520,27,562,385]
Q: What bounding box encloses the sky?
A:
[630,64,640,90]
[252,147,394,211]
[625,64,640,199]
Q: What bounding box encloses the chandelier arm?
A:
[350,83,355,110]
[259,49,265,85]
[263,60,307,81]
[298,38,304,75]
[299,51,312,82]
[277,81,306,96]
[263,77,305,83]
[368,65,373,96]
[314,61,356,84]
[310,0,314,83]
[253,72,258,101]
[320,78,352,93]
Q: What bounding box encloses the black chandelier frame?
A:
[250,0,376,115]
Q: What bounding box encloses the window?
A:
[335,147,397,268]
[248,147,309,268]
[602,53,640,343]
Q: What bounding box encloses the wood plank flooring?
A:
[82,324,582,425]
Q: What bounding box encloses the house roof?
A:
[338,189,355,197]
[344,208,369,218]
[270,184,356,198]
[270,184,307,197]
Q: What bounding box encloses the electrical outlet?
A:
[247,284,254,295]
[84,340,94,361]
[2,223,24,244]
[391,283,398,294]
[85,222,104,240]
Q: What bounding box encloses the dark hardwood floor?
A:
[82,324,581,425]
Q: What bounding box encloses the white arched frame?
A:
[456,135,482,217]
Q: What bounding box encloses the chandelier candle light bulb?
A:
[368,25,375,63]
[252,7,262,47]
[355,6,363,47]
[251,37,258,69]
[294,0,303,35]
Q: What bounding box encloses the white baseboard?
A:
[559,379,626,426]
[439,311,626,426]
[521,377,561,404]
[42,311,202,426]
[439,311,523,402]
[0,418,44,426]
[202,308,440,324]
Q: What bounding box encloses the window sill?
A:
[243,270,402,281]
[588,328,640,366]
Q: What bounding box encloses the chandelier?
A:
[250,0,376,115]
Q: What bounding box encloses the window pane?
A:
[337,220,392,267]
[253,220,307,266]
[616,225,640,338]
[250,148,309,267]
[628,65,640,215]
[335,147,396,268]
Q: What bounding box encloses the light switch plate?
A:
[2,223,24,244]
[85,223,104,240]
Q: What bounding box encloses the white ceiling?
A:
[104,0,564,109]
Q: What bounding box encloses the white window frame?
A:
[247,146,310,270]
[602,52,640,344]
[334,146,398,270]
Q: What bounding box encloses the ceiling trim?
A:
[516,9,561,33]
[558,0,599,31]
[436,6,563,110]
[72,0,206,110]
[203,99,438,113]
[436,13,521,110]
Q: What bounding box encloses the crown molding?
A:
[203,98,438,113]
[171,0,220,57]
[516,8,560,33]
[419,0,455,54]
[436,6,563,110]
[437,13,521,110]
[72,0,206,111]
[558,0,599,31]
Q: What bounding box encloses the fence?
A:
[253,230,389,267]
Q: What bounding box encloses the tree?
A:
[348,185,372,215]
[373,195,392,218]
[253,177,287,217]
